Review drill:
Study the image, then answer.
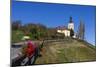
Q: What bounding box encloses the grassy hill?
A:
[35,38,96,64]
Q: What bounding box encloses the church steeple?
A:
[69,16,73,23]
[68,16,74,30]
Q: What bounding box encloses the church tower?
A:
[68,16,74,30]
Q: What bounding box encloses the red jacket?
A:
[26,41,37,58]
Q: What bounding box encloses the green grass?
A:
[35,39,96,64]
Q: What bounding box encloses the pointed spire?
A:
[69,16,73,23]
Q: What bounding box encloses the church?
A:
[57,17,76,38]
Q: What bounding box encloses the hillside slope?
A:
[35,38,96,64]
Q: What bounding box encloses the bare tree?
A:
[12,20,22,30]
[77,20,85,40]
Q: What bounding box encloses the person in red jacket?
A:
[21,39,38,65]
[26,41,37,58]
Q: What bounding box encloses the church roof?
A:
[56,26,70,30]
[69,16,73,23]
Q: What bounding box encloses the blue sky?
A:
[11,1,96,45]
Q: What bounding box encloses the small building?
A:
[57,17,75,38]
[57,26,70,37]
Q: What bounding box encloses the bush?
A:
[12,30,24,43]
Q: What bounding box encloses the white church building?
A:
[57,17,76,38]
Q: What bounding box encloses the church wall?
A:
[68,23,74,30]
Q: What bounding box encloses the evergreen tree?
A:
[70,29,74,37]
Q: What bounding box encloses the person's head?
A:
[27,41,33,47]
